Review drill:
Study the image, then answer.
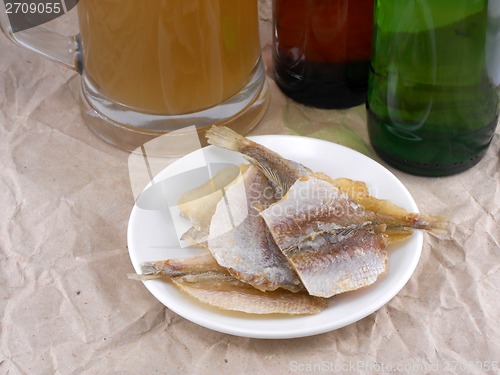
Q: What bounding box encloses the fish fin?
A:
[333,222,373,237]
[206,125,250,152]
[243,155,288,196]
[385,227,413,244]
[128,262,165,280]
[127,273,164,281]
[141,262,160,274]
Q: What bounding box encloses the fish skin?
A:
[207,165,303,292]
[283,230,388,298]
[261,176,377,250]
[260,175,390,298]
[206,126,309,198]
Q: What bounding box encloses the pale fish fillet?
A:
[206,126,309,198]
[171,272,327,315]
[260,175,389,297]
[282,230,388,298]
[207,165,303,292]
[260,175,378,250]
[178,164,248,246]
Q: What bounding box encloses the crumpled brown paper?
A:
[1,1,499,374]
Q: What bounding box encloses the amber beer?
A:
[77,0,261,115]
[273,0,374,109]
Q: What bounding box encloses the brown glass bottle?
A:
[273,0,374,109]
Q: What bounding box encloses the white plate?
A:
[128,135,422,339]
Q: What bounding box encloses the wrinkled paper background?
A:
[1,1,499,374]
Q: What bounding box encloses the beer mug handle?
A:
[0,1,82,73]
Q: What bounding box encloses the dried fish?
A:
[207,165,303,292]
[207,126,447,234]
[312,172,448,235]
[131,255,326,315]
[260,176,377,251]
[131,126,448,314]
[261,175,390,297]
[172,272,327,315]
[283,230,388,298]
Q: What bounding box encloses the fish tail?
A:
[406,213,449,233]
[206,125,251,152]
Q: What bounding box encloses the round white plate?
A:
[128,135,422,339]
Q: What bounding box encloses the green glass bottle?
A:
[367,0,499,176]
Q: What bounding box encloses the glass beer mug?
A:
[0,0,269,151]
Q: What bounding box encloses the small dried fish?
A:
[313,172,448,234]
[172,272,327,315]
[207,165,303,292]
[130,254,326,315]
[131,257,326,315]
